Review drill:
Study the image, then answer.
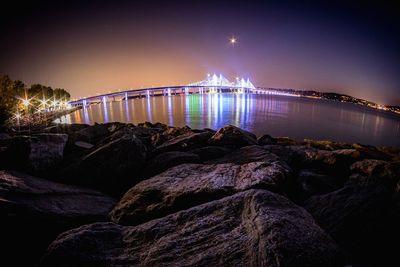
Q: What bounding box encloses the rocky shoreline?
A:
[1,122,399,266]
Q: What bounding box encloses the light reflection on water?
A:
[56,93,400,147]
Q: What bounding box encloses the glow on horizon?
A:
[1,2,398,105]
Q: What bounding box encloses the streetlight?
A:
[39,99,47,111]
[22,99,30,107]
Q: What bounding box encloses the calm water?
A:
[57,94,400,147]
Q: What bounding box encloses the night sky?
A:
[1,1,399,105]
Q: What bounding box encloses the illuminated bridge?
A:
[69,74,297,106]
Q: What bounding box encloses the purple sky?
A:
[1,1,399,105]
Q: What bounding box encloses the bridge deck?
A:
[69,86,298,106]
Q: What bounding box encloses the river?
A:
[56,93,400,147]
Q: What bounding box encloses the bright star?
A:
[229,36,237,46]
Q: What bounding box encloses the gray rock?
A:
[302,139,352,151]
[263,145,315,169]
[0,135,31,169]
[305,149,360,165]
[74,141,94,149]
[304,179,399,266]
[143,151,201,178]
[0,134,68,171]
[257,134,277,145]
[208,125,257,147]
[151,125,192,147]
[155,131,213,153]
[350,159,400,187]
[43,190,343,267]
[351,143,392,161]
[74,123,111,144]
[207,145,282,165]
[274,137,300,146]
[74,133,147,196]
[29,133,68,171]
[263,146,359,174]
[137,121,168,130]
[189,146,232,161]
[0,170,116,222]
[101,125,162,150]
[0,170,116,266]
[297,169,345,198]
[110,160,291,225]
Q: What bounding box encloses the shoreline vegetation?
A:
[266,87,400,115]
[1,122,399,266]
[0,75,71,129]
[6,107,81,131]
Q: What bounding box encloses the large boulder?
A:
[263,146,359,175]
[302,139,352,151]
[0,170,116,266]
[137,121,168,130]
[28,133,68,171]
[43,190,343,267]
[154,131,214,153]
[207,145,282,165]
[305,149,360,167]
[274,137,300,146]
[351,143,392,161]
[302,149,361,176]
[151,125,192,147]
[98,124,163,150]
[296,169,345,199]
[142,151,200,178]
[304,178,400,267]
[377,146,400,161]
[110,160,291,225]
[71,133,147,196]
[0,135,31,169]
[350,159,400,186]
[257,134,277,145]
[263,145,315,170]
[73,123,111,144]
[0,134,68,172]
[189,146,232,161]
[63,123,118,155]
[208,125,257,148]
